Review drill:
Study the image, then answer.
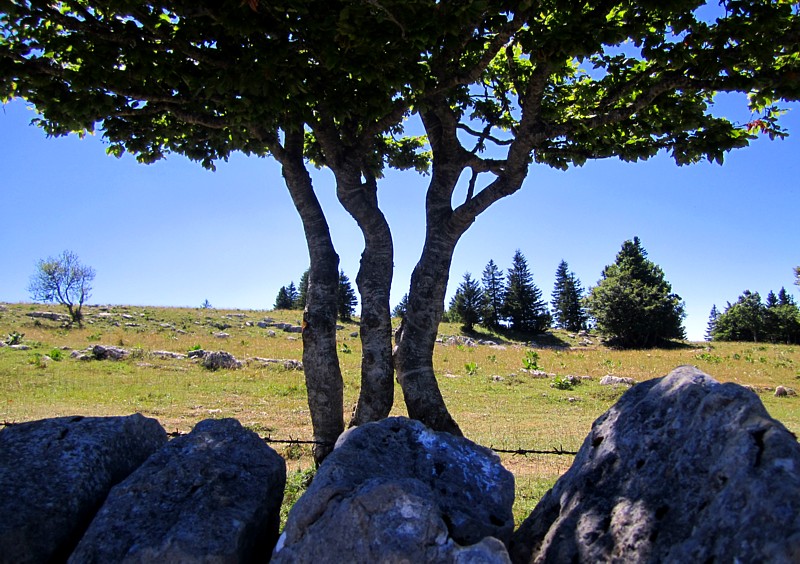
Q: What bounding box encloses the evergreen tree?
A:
[480,260,505,331]
[449,272,484,331]
[286,281,300,309]
[766,290,778,308]
[274,286,294,310]
[706,305,720,341]
[551,260,588,332]
[392,294,408,319]
[502,250,550,334]
[297,269,310,310]
[795,267,800,288]
[586,237,685,348]
[337,270,358,322]
[778,287,795,306]
[711,291,765,342]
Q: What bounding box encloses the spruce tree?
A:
[480,260,505,331]
[285,281,300,309]
[337,270,358,322]
[586,237,685,348]
[449,272,484,331]
[502,250,550,334]
[712,291,766,342]
[392,294,408,319]
[274,286,293,310]
[778,287,795,306]
[297,269,310,310]
[551,260,587,332]
[706,305,720,341]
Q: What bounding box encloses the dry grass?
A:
[2,302,798,525]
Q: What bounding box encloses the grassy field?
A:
[1,302,799,525]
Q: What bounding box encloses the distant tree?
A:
[551,260,588,332]
[201,299,213,310]
[766,303,800,344]
[274,286,294,310]
[480,260,505,331]
[285,282,300,309]
[795,267,800,288]
[337,270,358,322]
[502,251,550,334]
[706,305,720,341]
[449,273,484,332]
[778,287,795,306]
[766,290,778,308]
[392,294,408,319]
[712,291,765,342]
[28,250,95,327]
[297,269,310,310]
[586,237,685,348]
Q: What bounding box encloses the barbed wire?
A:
[3,421,579,456]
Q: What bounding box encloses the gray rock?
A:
[201,351,242,370]
[275,417,514,561]
[213,331,231,339]
[349,331,359,338]
[0,415,166,563]
[598,374,635,386]
[257,321,270,328]
[775,385,797,397]
[274,479,510,563]
[187,348,205,359]
[91,344,129,360]
[71,419,286,563]
[9,344,30,350]
[26,311,71,322]
[510,366,800,563]
[150,350,187,359]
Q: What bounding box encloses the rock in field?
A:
[0,415,166,563]
[274,417,515,562]
[71,418,286,563]
[510,365,800,563]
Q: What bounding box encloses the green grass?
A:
[2,302,799,526]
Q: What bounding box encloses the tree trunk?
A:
[333,167,395,427]
[279,132,344,464]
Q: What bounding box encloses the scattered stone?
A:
[284,325,302,333]
[257,321,270,329]
[521,369,554,379]
[96,312,114,318]
[201,351,242,370]
[9,344,30,350]
[151,350,187,360]
[187,349,205,359]
[275,417,515,562]
[349,331,359,338]
[0,341,6,348]
[599,374,636,386]
[774,385,797,397]
[444,335,477,347]
[121,314,135,320]
[0,415,166,563]
[159,323,174,329]
[283,360,303,371]
[510,366,800,563]
[124,322,139,327]
[91,344,130,361]
[71,419,286,563]
[26,311,71,322]
[213,331,231,339]
[267,330,277,337]
[492,375,505,382]
[70,350,92,361]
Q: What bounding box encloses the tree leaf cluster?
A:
[710,287,800,344]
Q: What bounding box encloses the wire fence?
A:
[2,420,579,457]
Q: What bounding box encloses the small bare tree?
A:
[29,250,95,326]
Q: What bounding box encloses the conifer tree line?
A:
[275,269,358,322]
[707,287,800,344]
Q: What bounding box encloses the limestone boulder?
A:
[510,365,800,563]
[201,350,242,370]
[70,418,286,562]
[274,417,515,562]
[0,415,166,563]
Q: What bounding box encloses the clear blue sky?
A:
[1,97,798,341]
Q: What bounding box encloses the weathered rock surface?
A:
[598,374,635,386]
[201,350,242,370]
[274,417,514,562]
[26,310,71,322]
[70,418,286,563]
[510,365,800,563]
[0,415,167,564]
[90,344,130,360]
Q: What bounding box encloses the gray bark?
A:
[277,131,344,464]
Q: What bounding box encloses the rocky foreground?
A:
[1,366,799,563]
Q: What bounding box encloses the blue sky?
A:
[1,97,798,341]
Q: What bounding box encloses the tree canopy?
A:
[28,250,95,326]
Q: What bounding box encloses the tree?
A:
[778,287,795,306]
[274,286,294,310]
[448,272,484,331]
[337,270,358,322]
[551,260,588,332]
[392,294,409,319]
[712,291,767,342]
[4,2,798,455]
[706,305,720,341]
[28,250,95,326]
[795,267,800,288]
[285,282,300,309]
[480,260,505,331]
[297,269,310,310]
[502,250,550,334]
[586,237,685,348]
